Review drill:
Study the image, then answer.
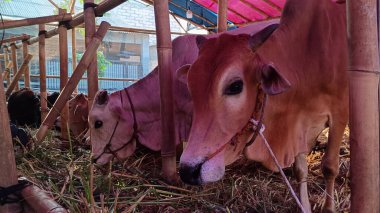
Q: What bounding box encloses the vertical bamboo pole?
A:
[153,0,177,183]
[39,24,48,121]
[3,47,10,87]
[347,0,380,212]
[0,60,19,213]
[35,21,110,143]
[10,43,19,91]
[217,0,228,33]
[71,0,78,94]
[59,9,70,140]
[85,0,99,111]
[72,28,78,94]
[84,1,97,208]
[22,41,30,88]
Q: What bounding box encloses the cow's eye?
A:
[224,80,243,95]
[94,120,103,129]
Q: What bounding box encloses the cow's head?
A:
[179,24,291,185]
[68,93,89,138]
[89,90,137,165]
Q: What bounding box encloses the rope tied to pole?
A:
[0,179,31,205]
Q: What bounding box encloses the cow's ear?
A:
[176,64,191,84]
[260,64,291,95]
[95,90,108,105]
[196,35,208,50]
[249,24,279,51]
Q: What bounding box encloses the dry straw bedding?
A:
[15,128,350,212]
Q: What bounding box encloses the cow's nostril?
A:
[179,162,203,185]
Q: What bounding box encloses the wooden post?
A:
[153,0,177,183]
[39,24,48,121]
[59,9,70,140]
[10,43,19,91]
[3,47,10,87]
[85,0,99,111]
[35,21,110,143]
[5,54,33,97]
[217,0,228,33]
[22,41,30,88]
[0,59,19,213]
[347,0,380,212]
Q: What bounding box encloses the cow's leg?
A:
[321,116,346,213]
[294,153,312,213]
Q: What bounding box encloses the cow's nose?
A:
[179,162,203,185]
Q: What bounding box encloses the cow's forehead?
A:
[188,34,254,100]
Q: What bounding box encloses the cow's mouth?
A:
[179,148,225,185]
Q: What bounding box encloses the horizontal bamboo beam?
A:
[5,54,33,97]
[12,0,126,48]
[1,34,30,44]
[35,21,110,143]
[30,74,139,82]
[0,14,72,30]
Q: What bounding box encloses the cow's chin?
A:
[199,149,226,184]
[94,140,136,166]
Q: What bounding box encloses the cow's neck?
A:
[122,68,163,149]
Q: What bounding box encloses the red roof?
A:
[194,0,285,24]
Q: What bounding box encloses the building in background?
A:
[0,0,207,93]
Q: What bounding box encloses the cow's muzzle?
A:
[179,161,204,185]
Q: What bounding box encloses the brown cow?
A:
[89,20,279,165]
[178,0,348,212]
[68,93,89,138]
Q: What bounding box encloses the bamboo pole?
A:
[71,0,78,94]
[347,0,380,212]
[30,74,138,81]
[72,28,78,94]
[47,0,60,10]
[1,34,30,44]
[5,54,33,97]
[21,185,68,212]
[35,21,110,143]
[10,43,19,91]
[84,1,98,209]
[0,55,19,213]
[3,47,10,86]
[39,24,48,121]
[2,62,12,83]
[85,0,99,112]
[217,0,228,33]
[10,0,126,48]
[22,42,30,88]
[153,0,177,183]
[59,9,70,140]
[0,14,72,30]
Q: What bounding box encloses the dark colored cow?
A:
[8,88,41,127]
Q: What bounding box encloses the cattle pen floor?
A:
[15,128,350,213]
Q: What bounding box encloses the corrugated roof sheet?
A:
[193,0,284,24]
